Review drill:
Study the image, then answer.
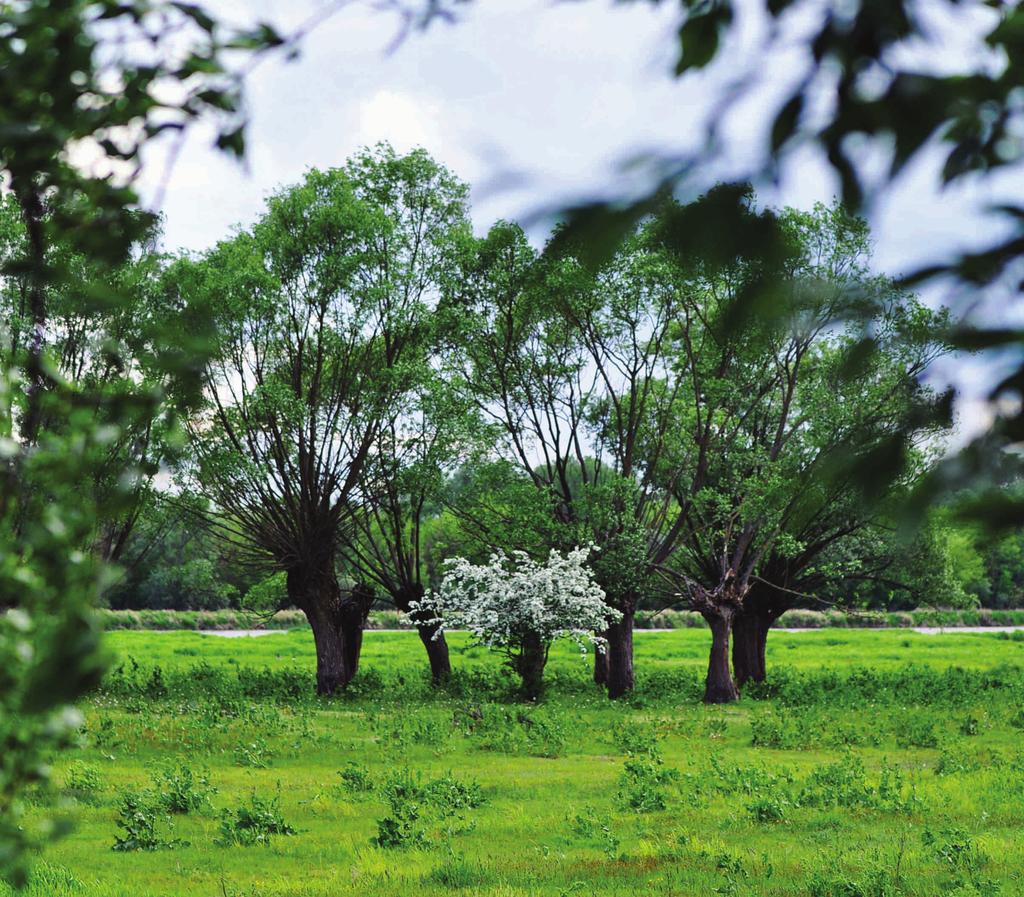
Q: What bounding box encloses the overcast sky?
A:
[135,0,1024,441]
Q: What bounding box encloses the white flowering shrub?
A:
[414,546,620,696]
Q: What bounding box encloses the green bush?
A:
[217,792,296,847]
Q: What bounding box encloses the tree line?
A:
[2,144,970,704]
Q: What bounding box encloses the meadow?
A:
[10,628,1024,897]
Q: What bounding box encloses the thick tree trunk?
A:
[515,632,548,701]
[702,610,739,704]
[593,635,609,686]
[340,582,374,680]
[289,566,372,696]
[732,583,791,685]
[732,611,771,686]
[306,601,347,696]
[417,623,452,684]
[605,610,635,700]
[395,584,452,684]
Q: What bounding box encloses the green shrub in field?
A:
[457,704,568,758]
[799,755,875,809]
[372,711,451,749]
[567,806,621,859]
[373,768,429,849]
[233,738,274,768]
[217,792,296,847]
[807,868,897,897]
[611,719,662,757]
[895,712,940,749]
[746,794,790,823]
[64,763,101,805]
[112,791,185,852]
[423,772,485,816]
[922,827,992,892]
[696,756,795,800]
[337,761,374,795]
[152,764,215,814]
[373,768,485,849]
[617,757,679,812]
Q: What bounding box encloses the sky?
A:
[134,0,1024,442]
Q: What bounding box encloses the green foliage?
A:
[151,765,215,814]
[0,0,285,883]
[337,762,374,795]
[217,792,295,847]
[63,763,101,805]
[112,792,184,852]
[373,768,484,850]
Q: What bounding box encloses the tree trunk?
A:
[515,632,547,701]
[593,635,609,686]
[703,610,739,704]
[303,597,348,696]
[417,622,452,684]
[340,582,374,681]
[289,566,371,696]
[605,610,635,700]
[395,584,452,684]
[732,611,771,686]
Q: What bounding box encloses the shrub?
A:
[337,761,374,794]
[617,757,679,812]
[746,795,789,823]
[217,792,296,846]
[233,739,274,768]
[373,769,485,849]
[112,791,185,851]
[612,720,662,757]
[64,763,101,804]
[152,764,215,814]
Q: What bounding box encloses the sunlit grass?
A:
[8,629,1024,897]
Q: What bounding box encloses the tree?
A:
[0,196,181,565]
[172,145,470,695]
[416,546,618,699]
[339,369,480,683]
[653,199,951,701]
[0,0,289,884]
[548,0,1024,530]
[444,219,684,698]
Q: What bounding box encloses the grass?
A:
[9,628,1024,897]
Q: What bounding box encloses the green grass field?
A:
[10,628,1024,897]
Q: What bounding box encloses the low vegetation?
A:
[5,628,1024,896]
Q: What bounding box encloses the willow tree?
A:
[172,145,469,695]
[445,218,684,698]
[338,370,479,684]
[654,200,951,702]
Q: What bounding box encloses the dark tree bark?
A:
[395,584,452,684]
[731,584,792,685]
[593,636,609,686]
[288,565,373,696]
[702,608,739,703]
[731,611,770,686]
[416,622,452,684]
[605,609,635,700]
[515,631,548,701]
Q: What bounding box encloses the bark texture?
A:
[289,566,372,695]
[702,609,739,703]
[605,609,635,700]
[731,583,791,685]
[395,584,452,684]
[515,632,548,701]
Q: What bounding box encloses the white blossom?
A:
[412,545,621,657]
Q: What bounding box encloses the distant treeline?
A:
[98,607,1024,632]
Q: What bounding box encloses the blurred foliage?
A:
[540,0,1024,527]
[0,0,289,886]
